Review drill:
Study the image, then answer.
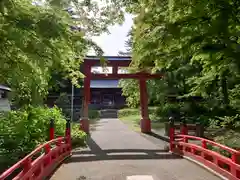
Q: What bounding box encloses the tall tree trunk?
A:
[220,75,229,106]
[182,76,187,94]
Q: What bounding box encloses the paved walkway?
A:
[50,118,221,180]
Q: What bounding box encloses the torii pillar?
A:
[139,78,151,133]
[80,64,91,133]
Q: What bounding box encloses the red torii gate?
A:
[80,56,163,133]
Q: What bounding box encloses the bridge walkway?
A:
[50,118,222,180]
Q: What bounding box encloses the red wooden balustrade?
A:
[170,127,240,180]
[0,136,71,180]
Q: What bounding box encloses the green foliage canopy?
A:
[0,0,125,106]
[131,0,240,102]
[120,0,240,111]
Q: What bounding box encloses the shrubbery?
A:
[118,107,161,122]
[118,108,139,118]
[208,115,240,150]
[154,101,218,125]
[88,109,100,120]
[155,103,180,121]
[71,123,87,148]
[0,106,86,173]
[54,93,71,119]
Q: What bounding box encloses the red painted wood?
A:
[202,140,207,149]
[139,79,151,133]
[65,128,70,138]
[175,135,240,154]
[65,121,71,137]
[0,137,71,180]
[49,128,54,140]
[170,134,240,180]
[139,79,149,119]
[169,127,175,151]
[82,57,162,133]
[81,64,91,133]
[49,119,54,140]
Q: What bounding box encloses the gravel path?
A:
[50,118,221,180]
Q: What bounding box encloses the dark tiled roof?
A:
[90,80,120,88]
[85,56,131,61]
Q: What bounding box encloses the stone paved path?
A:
[50,118,222,180]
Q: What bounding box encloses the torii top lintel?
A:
[83,56,163,79]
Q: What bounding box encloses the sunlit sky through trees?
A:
[90,13,133,73]
[90,13,133,56]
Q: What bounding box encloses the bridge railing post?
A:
[65,120,72,151]
[56,137,62,146]
[169,117,175,152]
[65,120,71,137]
[231,153,238,176]
[180,120,188,134]
[22,158,32,174]
[196,123,204,137]
[44,144,51,166]
[201,140,207,148]
[201,139,207,159]
[49,119,54,140]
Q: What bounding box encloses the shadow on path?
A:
[65,137,182,164]
[144,131,170,142]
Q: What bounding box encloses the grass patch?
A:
[88,109,101,131]
[120,114,141,131]
[118,107,164,131]
[152,122,165,129]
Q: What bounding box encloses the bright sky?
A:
[90,13,133,56]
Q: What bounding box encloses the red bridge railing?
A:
[0,119,72,180]
[169,126,240,180]
[0,137,71,180]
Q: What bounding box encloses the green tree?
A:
[123,0,240,108]
[117,0,240,132]
[118,28,133,56]
[0,0,125,107]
